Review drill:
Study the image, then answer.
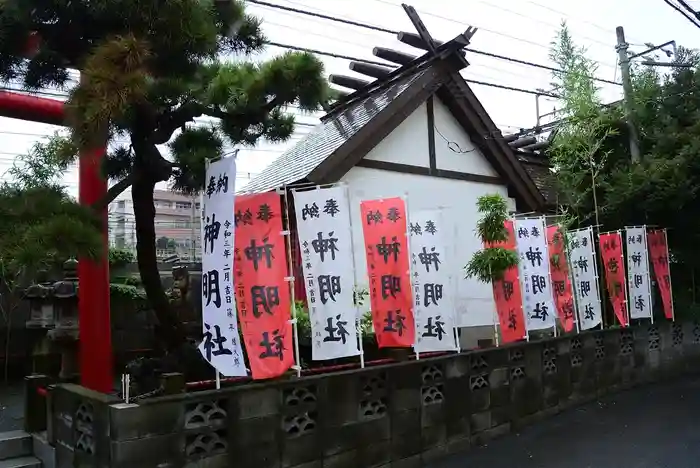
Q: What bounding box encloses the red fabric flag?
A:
[234,192,294,379]
[546,225,576,332]
[485,220,526,343]
[599,232,629,326]
[647,230,674,320]
[360,198,415,348]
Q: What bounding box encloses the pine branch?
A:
[93,174,136,210]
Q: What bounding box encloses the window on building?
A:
[117,200,126,208]
[175,202,192,210]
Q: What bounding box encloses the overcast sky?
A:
[1,0,699,198]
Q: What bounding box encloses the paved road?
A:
[432,376,700,468]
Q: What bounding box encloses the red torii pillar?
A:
[0,90,113,393]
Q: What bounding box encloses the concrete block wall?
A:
[43,320,700,467]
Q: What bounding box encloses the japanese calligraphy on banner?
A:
[485,220,526,343]
[199,157,246,377]
[234,192,294,379]
[360,197,415,348]
[567,227,602,330]
[546,225,576,332]
[409,209,458,353]
[625,227,653,319]
[648,229,674,320]
[293,186,360,360]
[514,217,556,331]
[599,231,629,326]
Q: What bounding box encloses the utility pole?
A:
[615,26,642,164]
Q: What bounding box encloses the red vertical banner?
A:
[360,197,415,348]
[485,220,526,343]
[546,225,576,332]
[648,230,674,320]
[234,192,294,379]
[599,232,629,327]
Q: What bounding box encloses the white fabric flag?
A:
[409,209,458,353]
[293,186,361,360]
[199,156,247,377]
[625,226,653,319]
[567,227,602,330]
[514,217,557,331]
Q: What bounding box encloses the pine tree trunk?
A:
[131,173,187,352]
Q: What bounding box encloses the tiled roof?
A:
[240,70,428,193]
[517,152,556,204]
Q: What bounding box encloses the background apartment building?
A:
[109,190,202,261]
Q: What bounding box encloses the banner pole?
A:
[588,227,601,330]
[543,217,558,338]
[618,229,631,328]
[281,186,302,378]
[564,228,581,334]
[664,229,676,322]
[512,216,530,342]
[344,184,366,368]
[402,192,420,361]
[643,226,655,325]
[489,264,500,347]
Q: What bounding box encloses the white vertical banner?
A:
[514,217,557,331]
[625,226,653,319]
[199,156,247,377]
[567,227,602,330]
[408,209,458,353]
[293,186,361,360]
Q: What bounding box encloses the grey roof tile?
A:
[240,70,427,193]
[517,153,556,203]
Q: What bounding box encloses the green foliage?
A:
[0,0,332,349]
[294,286,374,340]
[108,248,134,270]
[548,23,623,227]
[0,184,102,276]
[7,134,78,189]
[465,194,519,283]
[547,24,700,309]
[547,24,700,246]
[110,282,146,301]
[155,237,177,250]
[474,195,511,244]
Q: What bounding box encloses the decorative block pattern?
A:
[47,321,700,468]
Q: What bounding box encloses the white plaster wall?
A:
[432,98,499,177]
[364,102,430,168]
[341,166,516,327]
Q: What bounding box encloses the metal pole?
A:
[564,228,581,334]
[490,264,500,347]
[190,194,197,261]
[342,184,365,368]
[616,26,642,164]
[402,192,420,361]
[619,230,632,327]
[664,229,676,321]
[643,227,655,324]
[281,186,302,377]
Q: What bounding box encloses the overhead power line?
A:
[265,43,560,97]
[663,0,700,29]
[248,0,622,86]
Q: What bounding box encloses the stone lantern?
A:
[25,270,55,329]
[25,270,55,374]
[47,258,80,380]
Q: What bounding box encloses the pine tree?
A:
[0,0,332,351]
